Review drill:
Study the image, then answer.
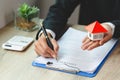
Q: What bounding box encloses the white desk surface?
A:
[0,23,120,80]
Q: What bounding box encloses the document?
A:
[34,27,117,73]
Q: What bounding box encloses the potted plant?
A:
[15,3,40,31]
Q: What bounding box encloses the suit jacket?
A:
[36,0,120,40]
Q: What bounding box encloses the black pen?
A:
[40,22,57,60]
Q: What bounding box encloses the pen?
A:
[40,22,57,60]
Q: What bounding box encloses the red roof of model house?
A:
[85,21,108,33]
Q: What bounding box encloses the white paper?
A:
[34,27,118,73]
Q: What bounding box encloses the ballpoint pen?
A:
[40,22,58,61]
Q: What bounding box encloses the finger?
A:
[34,41,52,57]
[34,41,42,55]
[82,36,88,43]
[99,33,112,45]
[82,37,91,47]
[87,41,100,50]
[34,46,39,55]
[81,40,94,50]
[35,37,52,57]
[34,47,51,57]
[46,48,57,58]
[40,37,56,58]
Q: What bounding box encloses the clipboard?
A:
[32,27,118,77]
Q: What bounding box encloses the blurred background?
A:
[0,0,80,29]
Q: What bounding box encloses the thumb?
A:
[99,33,112,45]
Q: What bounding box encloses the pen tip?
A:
[52,55,58,61]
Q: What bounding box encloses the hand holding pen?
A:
[34,22,59,60]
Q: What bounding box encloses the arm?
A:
[43,0,80,40]
[35,0,80,58]
[111,20,120,38]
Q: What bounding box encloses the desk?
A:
[0,23,120,80]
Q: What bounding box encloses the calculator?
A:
[2,36,34,51]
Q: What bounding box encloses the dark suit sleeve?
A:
[42,0,80,40]
[111,20,120,38]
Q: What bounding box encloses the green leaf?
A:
[17,3,39,20]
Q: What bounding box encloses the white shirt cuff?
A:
[103,22,115,35]
[38,29,56,39]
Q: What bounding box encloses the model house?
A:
[85,21,108,40]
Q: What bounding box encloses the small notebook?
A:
[32,27,118,77]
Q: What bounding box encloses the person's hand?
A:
[81,23,113,50]
[34,33,59,58]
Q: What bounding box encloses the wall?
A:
[0,0,79,29]
[38,0,80,25]
[0,0,36,29]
